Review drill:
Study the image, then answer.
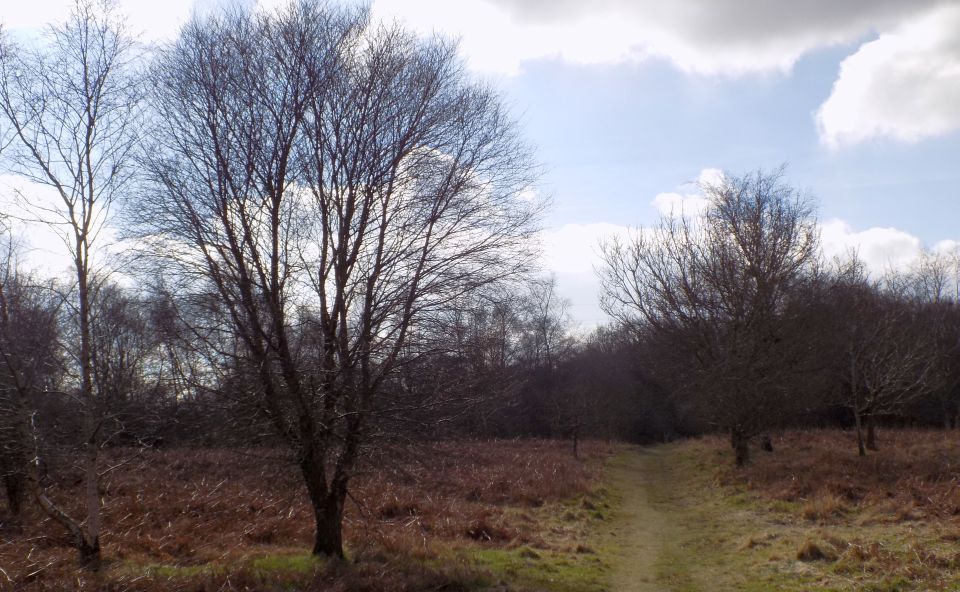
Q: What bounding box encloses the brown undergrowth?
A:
[0,440,615,591]
[725,429,960,521]
[690,429,960,590]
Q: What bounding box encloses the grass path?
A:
[602,443,802,592]
[605,447,674,592]
[600,438,960,592]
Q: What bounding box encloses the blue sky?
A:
[4,0,960,326]
[366,0,960,326]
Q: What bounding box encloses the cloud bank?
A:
[372,0,960,147]
[375,0,946,75]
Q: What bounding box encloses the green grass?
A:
[249,551,328,574]
[469,546,609,592]
[137,562,215,578]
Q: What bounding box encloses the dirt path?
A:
[605,447,677,592]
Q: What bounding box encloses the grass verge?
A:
[630,431,960,591]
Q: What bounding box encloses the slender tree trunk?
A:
[3,469,25,518]
[80,440,101,568]
[731,428,750,467]
[760,434,774,452]
[77,255,102,569]
[572,424,580,460]
[854,409,866,457]
[865,414,878,451]
[0,440,27,520]
[77,524,101,568]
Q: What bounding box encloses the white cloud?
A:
[820,218,926,274]
[817,3,960,147]
[934,239,960,255]
[540,169,722,326]
[538,222,630,327]
[696,168,725,188]
[540,222,628,275]
[652,191,708,217]
[650,167,721,216]
[370,1,960,149]
[372,0,946,76]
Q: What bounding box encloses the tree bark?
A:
[760,434,774,452]
[3,471,24,517]
[300,449,346,558]
[77,532,101,569]
[865,414,878,451]
[572,425,580,460]
[854,409,866,457]
[731,428,751,467]
[312,491,345,558]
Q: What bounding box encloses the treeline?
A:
[598,168,960,465]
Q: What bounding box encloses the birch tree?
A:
[0,0,140,566]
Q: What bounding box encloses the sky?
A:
[3,0,960,327]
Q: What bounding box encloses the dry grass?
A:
[800,492,848,523]
[721,429,960,522]
[0,439,615,591]
[684,429,960,590]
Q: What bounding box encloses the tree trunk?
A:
[866,414,878,451]
[77,532,101,569]
[300,451,346,559]
[312,492,345,557]
[760,434,774,452]
[81,441,101,568]
[3,472,24,517]
[731,429,750,467]
[572,425,580,460]
[854,409,866,457]
[76,249,102,568]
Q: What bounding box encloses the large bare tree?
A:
[137,1,540,557]
[600,168,819,466]
[0,0,140,566]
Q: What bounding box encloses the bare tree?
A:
[137,1,540,557]
[827,255,937,455]
[516,276,578,447]
[417,289,526,437]
[600,168,818,466]
[0,0,140,566]
[906,250,960,430]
